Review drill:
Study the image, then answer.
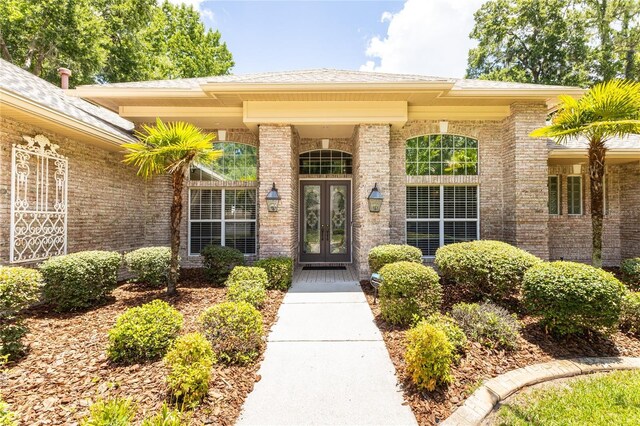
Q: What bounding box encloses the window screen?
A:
[548,176,560,215]
[567,176,582,215]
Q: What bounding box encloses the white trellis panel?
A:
[10,135,68,263]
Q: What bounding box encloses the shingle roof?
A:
[0,59,135,140]
[79,68,576,91]
[548,134,640,150]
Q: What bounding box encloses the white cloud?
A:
[165,0,215,25]
[360,0,487,78]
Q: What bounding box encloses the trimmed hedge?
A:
[201,245,244,286]
[621,258,640,291]
[405,322,454,391]
[435,240,541,300]
[199,301,263,364]
[124,247,172,287]
[621,292,640,334]
[226,267,268,288]
[423,313,467,354]
[164,332,215,408]
[253,257,293,290]
[227,280,267,308]
[40,251,122,312]
[368,244,422,273]
[107,300,183,363]
[523,261,626,335]
[378,261,442,326]
[451,302,521,350]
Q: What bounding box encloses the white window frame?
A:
[548,175,561,215]
[567,175,583,216]
[405,185,480,258]
[188,188,257,256]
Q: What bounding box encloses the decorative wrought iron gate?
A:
[10,135,68,263]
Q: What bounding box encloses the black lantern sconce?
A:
[266,183,281,212]
[367,183,384,213]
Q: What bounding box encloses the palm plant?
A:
[531,80,640,267]
[123,119,220,295]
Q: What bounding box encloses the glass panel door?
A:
[303,184,321,255]
[329,184,347,254]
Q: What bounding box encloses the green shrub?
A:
[378,262,442,326]
[124,247,172,287]
[164,332,215,408]
[621,258,640,291]
[0,266,42,360]
[0,395,17,426]
[107,300,183,363]
[422,313,467,354]
[227,280,267,308]
[226,266,268,287]
[368,244,422,273]
[201,245,244,285]
[435,240,541,300]
[620,292,640,334]
[81,398,136,426]
[40,251,122,312]
[451,302,521,350]
[253,257,293,290]
[405,321,454,391]
[523,261,626,335]
[140,404,184,426]
[199,301,263,364]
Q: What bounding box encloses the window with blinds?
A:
[406,185,479,256]
[189,188,257,255]
[548,176,560,215]
[567,176,582,215]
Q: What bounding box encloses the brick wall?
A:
[620,161,640,261]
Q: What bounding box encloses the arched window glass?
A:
[406,135,478,176]
[190,142,257,182]
[299,150,353,175]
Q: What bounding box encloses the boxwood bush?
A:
[201,245,244,286]
[621,258,640,291]
[405,321,454,391]
[621,292,640,334]
[199,301,263,364]
[435,240,541,300]
[451,302,521,350]
[368,244,422,273]
[40,250,122,312]
[523,261,627,335]
[378,261,442,326]
[124,247,172,287]
[227,280,267,308]
[422,313,467,354]
[226,266,268,288]
[164,332,215,408]
[254,257,293,290]
[107,300,183,363]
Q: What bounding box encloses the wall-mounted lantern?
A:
[367,183,384,213]
[266,183,281,212]
[439,120,449,134]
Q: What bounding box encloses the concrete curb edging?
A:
[440,357,640,426]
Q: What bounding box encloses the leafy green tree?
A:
[531,80,640,267]
[123,120,221,295]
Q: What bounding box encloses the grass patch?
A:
[497,370,640,426]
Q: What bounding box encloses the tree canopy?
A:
[467,0,640,85]
[0,0,234,87]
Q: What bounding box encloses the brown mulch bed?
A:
[1,277,285,426]
[361,281,640,426]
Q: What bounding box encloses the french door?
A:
[299,180,351,263]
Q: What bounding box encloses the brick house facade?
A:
[1,61,639,278]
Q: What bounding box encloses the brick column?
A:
[353,124,391,279]
[502,103,550,259]
[258,125,296,259]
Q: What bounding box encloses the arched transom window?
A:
[190,142,257,182]
[406,135,478,176]
[299,150,353,175]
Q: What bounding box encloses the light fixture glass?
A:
[367,183,384,213]
[439,120,449,134]
[266,183,280,212]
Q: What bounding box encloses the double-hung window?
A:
[189,188,257,255]
[406,185,479,256]
[548,176,560,215]
[567,176,583,215]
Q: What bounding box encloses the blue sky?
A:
[171,0,487,77]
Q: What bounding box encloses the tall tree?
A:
[467,0,590,86]
[531,80,640,267]
[123,120,221,296]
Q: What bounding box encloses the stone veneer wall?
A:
[548,164,622,266]
[0,116,170,266]
[620,161,640,261]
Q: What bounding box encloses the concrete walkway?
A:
[237,268,417,426]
